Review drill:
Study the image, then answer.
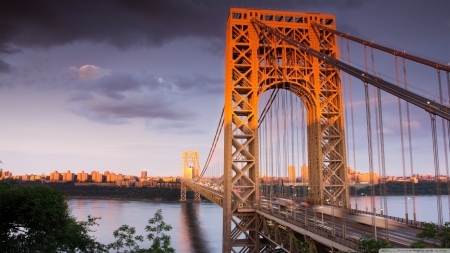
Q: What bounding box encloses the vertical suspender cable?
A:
[364,45,377,238]
[436,69,450,221]
[276,88,281,196]
[394,55,409,221]
[347,39,358,208]
[364,81,377,239]
[371,47,389,239]
[270,97,274,201]
[377,86,389,240]
[430,113,444,226]
[301,101,307,199]
[289,92,298,196]
[402,57,417,225]
[364,46,373,206]
[447,71,450,220]
[295,96,300,200]
[340,36,351,209]
[370,48,383,211]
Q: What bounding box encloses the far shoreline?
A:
[68,195,209,203]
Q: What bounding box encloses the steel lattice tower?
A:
[180,151,201,202]
[223,8,348,252]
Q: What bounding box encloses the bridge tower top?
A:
[181,151,200,180]
[228,7,336,29]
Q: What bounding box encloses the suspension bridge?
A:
[180,8,450,252]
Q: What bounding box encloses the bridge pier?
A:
[180,182,187,202]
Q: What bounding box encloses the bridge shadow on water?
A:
[180,202,212,253]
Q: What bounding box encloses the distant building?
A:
[21,174,30,181]
[62,170,74,181]
[50,171,60,181]
[91,171,103,183]
[288,165,296,183]
[301,164,308,182]
[356,172,379,184]
[77,171,88,182]
[141,171,147,179]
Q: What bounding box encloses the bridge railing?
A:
[258,205,360,250]
[347,209,423,228]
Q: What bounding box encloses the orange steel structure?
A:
[223,8,348,252]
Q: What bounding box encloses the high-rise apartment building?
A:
[91,171,103,183]
[288,165,296,183]
[62,170,74,181]
[301,164,308,182]
[50,171,60,181]
[77,171,88,182]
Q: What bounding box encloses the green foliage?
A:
[293,237,313,253]
[357,235,392,253]
[107,225,144,253]
[17,181,190,202]
[145,209,175,253]
[0,181,175,253]
[410,241,426,248]
[107,209,175,253]
[0,181,105,252]
[416,221,450,247]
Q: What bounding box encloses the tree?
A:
[357,235,392,253]
[0,181,175,253]
[107,225,144,253]
[0,181,105,252]
[145,209,175,253]
[416,221,450,248]
[107,209,175,253]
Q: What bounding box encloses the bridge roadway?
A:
[183,181,433,251]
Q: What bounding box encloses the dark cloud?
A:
[0,59,12,73]
[67,72,164,100]
[90,73,158,100]
[65,72,217,126]
[69,107,130,125]
[0,0,221,50]
[70,97,195,126]
[172,74,222,94]
[145,118,208,134]
[0,0,365,52]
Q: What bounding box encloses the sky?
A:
[0,0,449,178]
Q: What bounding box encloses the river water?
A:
[69,195,449,252]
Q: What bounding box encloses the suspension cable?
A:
[430,113,444,226]
[395,55,409,221]
[402,57,417,225]
[311,23,450,72]
[347,39,358,207]
[196,107,224,181]
[364,81,377,237]
[437,69,450,221]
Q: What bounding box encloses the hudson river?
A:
[69,195,449,252]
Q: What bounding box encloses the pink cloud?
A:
[68,65,110,80]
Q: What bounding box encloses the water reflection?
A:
[180,202,211,253]
[69,199,223,252]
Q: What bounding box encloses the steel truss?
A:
[223,8,348,252]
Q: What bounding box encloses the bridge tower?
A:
[223,8,348,252]
[181,151,201,202]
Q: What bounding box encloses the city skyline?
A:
[0,1,449,177]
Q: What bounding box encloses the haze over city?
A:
[1,0,450,178]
